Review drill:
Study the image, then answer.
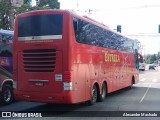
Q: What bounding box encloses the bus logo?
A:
[102,50,120,62]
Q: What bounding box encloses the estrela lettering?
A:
[102,50,120,62]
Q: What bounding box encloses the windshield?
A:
[18,14,63,40]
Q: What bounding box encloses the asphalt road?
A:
[1,67,160,120]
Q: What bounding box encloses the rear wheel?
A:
[87,84,98,105]
[98,83,107,102]
[129,77,135,89]
[0,84,14,105]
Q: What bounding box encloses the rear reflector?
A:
[13,81,17,89]
[63,82,72,90]
[55,74,63,81]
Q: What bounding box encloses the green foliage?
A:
[144,54,157,64]
[0,0,60,30]
[39,0,60,9]
[15,1,32,15]
[0,0,10,29]
[157,51,160,60]
[16,0,60,14]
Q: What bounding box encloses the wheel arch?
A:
[94,80,108,98]
[94,82,100,95]
[1,79,13,91]
[132,75,135,84]
[100,80,108,94]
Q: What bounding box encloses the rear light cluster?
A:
[63,71,72,90]
[63,71,71,82]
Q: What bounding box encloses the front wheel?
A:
[0,84,14,105]
[87,84,98,105]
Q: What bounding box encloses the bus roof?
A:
[16,9,135,42]
[0,30,14,36]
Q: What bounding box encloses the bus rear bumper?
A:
[14,91,74,104]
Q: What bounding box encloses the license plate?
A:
[35,82,43,86]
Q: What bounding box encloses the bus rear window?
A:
[18,14,63,40]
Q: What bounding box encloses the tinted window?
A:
[0,41,12,57]
[0,34,13,43]
[73,17,134,53]
[18,14,63,37]
[0,35,13,57]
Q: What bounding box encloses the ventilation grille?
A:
[23,49,56,72]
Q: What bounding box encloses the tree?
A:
[0,0,60,30]
[144,54,157,64]
[0,0,10,29]
[150,54,157,63]
[38,0,60,9]
[16,0,32,15]
[157,51,160,60]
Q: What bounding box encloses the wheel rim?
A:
[3,88,11,102]
[92,86,97,103]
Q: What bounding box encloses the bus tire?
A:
[98,83,107,102]
[129,76,135,89]
[87,84,98,105]
[0,84,14,105]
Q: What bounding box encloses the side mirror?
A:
[139,58,143,63]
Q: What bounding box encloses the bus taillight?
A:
[63,71,71,82]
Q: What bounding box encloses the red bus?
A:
[13,10,139,105]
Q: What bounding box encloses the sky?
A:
[59,0,160,33]
[33,0,160,54]
[58,0,160,54]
